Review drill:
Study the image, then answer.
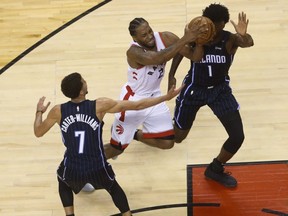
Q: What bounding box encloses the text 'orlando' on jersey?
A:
[189,31,234,87]
[127,32,167,96]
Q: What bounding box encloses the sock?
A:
[211,158,224,173]
[67,214,75,216]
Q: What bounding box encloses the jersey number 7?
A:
[75,131,85,154]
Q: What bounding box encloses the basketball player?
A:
[168,4,254,188]
[33,72,183,216]
[104,17,207,159]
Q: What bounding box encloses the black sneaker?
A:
[204,164,237,188]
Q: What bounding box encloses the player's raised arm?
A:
[230,12,254,48]
[34,97,60,137]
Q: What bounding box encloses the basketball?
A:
[188,16,216,45]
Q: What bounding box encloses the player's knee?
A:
[174,136,185,143]
[105,143,125,159]
[237,133,245,146]
[157,140,174,149]
[58,178,73,207]
[224,132,245,154]
[165,140,174,149]
[174,131,188,143]
[233,129,245,147]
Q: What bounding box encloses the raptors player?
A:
[104,17,206,159]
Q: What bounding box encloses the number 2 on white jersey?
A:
[75,131,85,154]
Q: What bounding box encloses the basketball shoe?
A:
[204,158,237,188]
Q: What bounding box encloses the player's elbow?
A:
[240,35,254,48]
[34,134,42,138]
[34,130,44,137]
[34,133,43,138]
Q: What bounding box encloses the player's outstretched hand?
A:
[165,84,184,101]
[168,76,177,93]
[230,11,249,36]
[36,96,51,113]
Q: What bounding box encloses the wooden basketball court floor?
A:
[0,0,287,215]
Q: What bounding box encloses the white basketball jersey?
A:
[126,32,166,96]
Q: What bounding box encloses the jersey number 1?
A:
[208,65,213,77]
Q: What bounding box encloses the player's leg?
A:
[58,177,75,216]
[217,110,244,162]
[134,102,175,149]
[172,88,201,143]
[108,180,132,216]
[173,126,191,143]
[57,162,75,215]
[134,129,174,149]
[205,83,244,187]
[105,110,142,159]
[216,110,244,164]
[104,121,124,159]
[204,110,244,187]
[104,143,124,159]
[98,165,132,216]
[104,119,131,159]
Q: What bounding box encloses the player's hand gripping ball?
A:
[188,16,216,45]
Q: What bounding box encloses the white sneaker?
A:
[81,183,95,192]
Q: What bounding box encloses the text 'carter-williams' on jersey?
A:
[188,31,234,87]
[60,100,108,172]
[126,32,166,96]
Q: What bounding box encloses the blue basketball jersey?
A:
[187,30,234,87]
[60,100,108,172]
